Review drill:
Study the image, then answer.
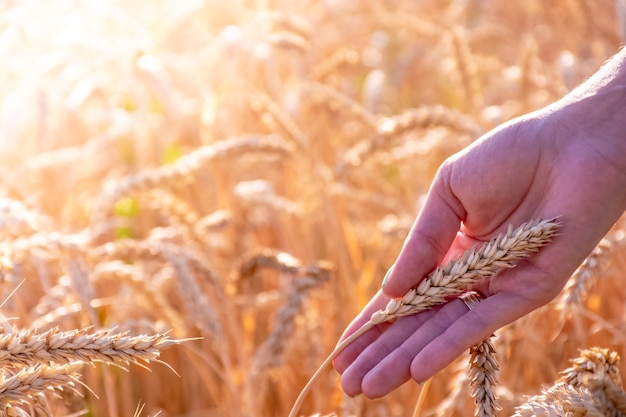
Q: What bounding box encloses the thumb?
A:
[383,171,464,299]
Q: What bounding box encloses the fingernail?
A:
[382,266,394,287]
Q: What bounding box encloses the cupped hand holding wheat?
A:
[287,218,560,417]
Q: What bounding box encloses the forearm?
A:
[546,47,626,186]
[567,47,626,99]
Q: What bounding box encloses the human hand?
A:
[333,95,626,398]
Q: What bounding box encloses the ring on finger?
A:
[459,291,483,311]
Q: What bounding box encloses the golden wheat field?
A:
[1,0,626,416]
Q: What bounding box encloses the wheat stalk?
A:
[287,217,560,417]
[429,359,470,417]
[311,48,359,82]
[449,25,482,112]
[256,10,313,41]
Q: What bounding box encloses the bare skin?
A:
[333,47,626,399]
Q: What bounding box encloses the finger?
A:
[339,306,441,396]
[356,297,472,398]
[383,172,464,298]
[408,290,539,383]
[333,290,390,373]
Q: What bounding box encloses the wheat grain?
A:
[5,405,32,417]
[587,376,626,416]
[559,347,622,389]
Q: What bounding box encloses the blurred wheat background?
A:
[0,0,625,416]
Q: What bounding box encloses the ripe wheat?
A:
[0,327,180,368]
[0,362,84,411]
[513,348,626,417]
[91,134,294,223]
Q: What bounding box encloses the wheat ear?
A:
[287,217,560,417]
[513,347,625,417]
[557,235,617,319]
[469,337,500,417]
[0,362,84,409]
[0,327,180,368]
